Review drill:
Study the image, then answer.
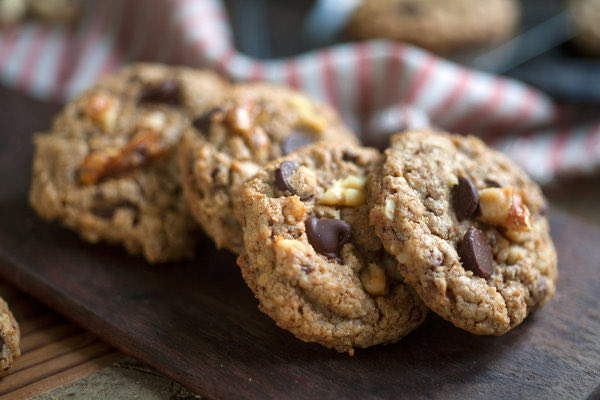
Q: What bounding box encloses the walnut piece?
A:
[84,93,119,132]
[478,187,531,231]
[225,101,270,161]
[79,131,168,185]
[384,197,396,220]
[136,111,166,134]
[288,94,327,132]
[360,263,387,296]
[282,196,307,224]
[320,175,367,207]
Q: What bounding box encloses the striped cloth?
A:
[1,0,598,183]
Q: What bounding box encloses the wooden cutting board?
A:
[0,88,599,400]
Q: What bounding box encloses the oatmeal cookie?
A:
[569,0,600,55]
[0,297,19,377]
[238,143,427,354]
[177,83,357,253]
[347,0,520,54]
[29,63,228,263]
[369,130,557,335]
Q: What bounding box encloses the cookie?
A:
[0,0,27,26]
[177,83,358,254]
[28,0,81,25]
[569,0,600,55]
[347,0,520,54]
[29,63,228,263]
[369,130,557,335]
[0,0,80,26]
[238,143,427,354]
[0,297,20,377]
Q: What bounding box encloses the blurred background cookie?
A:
[0,0,80,27]
[346,0,521,54]
[569,0,600,56]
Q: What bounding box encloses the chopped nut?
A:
[395,251,412,265]
[320,175,367,207]
[84,93,119,132]
[250,126,270,162]
[274,239,308,264]
[384,197,396,220]
[478,187,531,231]
[225,101,271,160]
[282,197,307,224]
[447,173,459,187]
[360,263,387,296]
[288,95,327,132]
[257,273,269,287]
[137,111,167,133]
[506,245,525,265]
[225,101,255,134]
[79,131,168,185]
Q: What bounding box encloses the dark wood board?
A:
[1,87,599,400]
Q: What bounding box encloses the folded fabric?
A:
[0,0,598,183]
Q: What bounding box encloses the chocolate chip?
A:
[342,151,359,163]
[93,201,139,222]
[301,265,313,274]
[305,217,352,260]
[452,176,479,220]
[459,227,494,278]
[139,79,181,105]
[484,179,501,188]
[193,107,223,133]
[282,131,315,155]
[398,1,420,15]
[363,132,391,152]
[275,161,300,195]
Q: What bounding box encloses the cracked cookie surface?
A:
[369,130,557,335]
[177,83,357,254]
[29,63,227,263]
[0,297,19,377]
[347,0,519,54]
[238,143,427,354]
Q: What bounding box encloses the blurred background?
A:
[224,0,600,104]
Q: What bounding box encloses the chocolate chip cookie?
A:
[0,297,20,377]
[238,143,427,354]
[0,0,80,26]
[369,130,557,335]
[29,63,228,263]
[347,0,520,54]
[569,0,600,55]
[177,83,358,254]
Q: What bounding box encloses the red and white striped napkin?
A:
[1,0,599,184]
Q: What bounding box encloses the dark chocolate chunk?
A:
[398,1,420,15]
[193,107,223,133]
[282,131,315,155]
[275,161,300,195]
[305,217,352,260]
[459,227,494,278]
[484,179,501,188]
[139,79,181,105]
[93,201,139,222]
[301,265,314,274]
[342,150,359,163]
[452,176,479,220]
[363,131,392,152]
